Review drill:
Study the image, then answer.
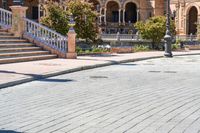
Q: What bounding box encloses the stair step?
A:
[0,32,13,36]
[0,51,50,58]
[0,36,20,39]
[0,29,8,32]
[0,47,42,53]
[0,29,59,63]
[0,54,57,64]
[0,39,28,43]
[0,43,35,48]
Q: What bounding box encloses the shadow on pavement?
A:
[0,130,22,133]
[0,70,74,83]
[38,78,74,82]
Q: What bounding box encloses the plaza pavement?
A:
[0,50,200,89]
[1,55,200,133]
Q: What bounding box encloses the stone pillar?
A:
[10,6,28,37]
[66,29,77,59]
[137,9,140,21]
[118,9,121,24]
[123,9,125,24]
[104,8,107,24]
[99,8,102,24]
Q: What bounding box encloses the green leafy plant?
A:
[41,0,98,43]
[172,44,179,50]
[134,45,150,52]
[135,16,175,50]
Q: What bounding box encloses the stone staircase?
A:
[0,29,57,64]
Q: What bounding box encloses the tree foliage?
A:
[135,16,175,49]
[40,2,69,35]
[40,0,98,42]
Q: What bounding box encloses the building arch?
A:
[105,0,121,9]
[106,0,120,23]
[124,2,137,23]
[187,6,198,34]
[122,0,139,9]
[185,4,200,16]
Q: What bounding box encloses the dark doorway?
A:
[125,2,137,23]
[188,6,198,35]
[106,1,119,23]
[32,6,38,20]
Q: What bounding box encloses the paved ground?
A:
[0,55,200,133]
[1,50,200,88]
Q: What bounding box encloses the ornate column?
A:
[104,8,107,24]
[99,7,102,24]
[175,3,179,34]
[123,9,125,25]
[137,9,140,21]
[180,2,186,35]
[118,9,121,24]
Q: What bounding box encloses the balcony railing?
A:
[100,33,143,42]
[24,18,68,54]
[0,8,12,28]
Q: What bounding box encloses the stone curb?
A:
[0,53,200,89]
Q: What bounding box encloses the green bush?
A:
[41,0,98,42]
[135,16,175,50]
[172,44,179,50]
[76,46,83,53]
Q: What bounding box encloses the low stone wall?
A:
[111,47,133,53]
[186,45,200,50]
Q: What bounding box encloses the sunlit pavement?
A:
[0,55,200,133]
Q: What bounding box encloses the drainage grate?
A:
[90,76,108,79]
[164,71,177,73]
[186,60,197,62]
[143,63,155,65]
[148,71,161,73]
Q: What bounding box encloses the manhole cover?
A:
[143,63,155,65]
[90,76,108,79]
[164,71,177,73]
[148,71,161,73]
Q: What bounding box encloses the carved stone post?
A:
[66,15,77,59]
[10,6,28,37]
[67,30,77,59]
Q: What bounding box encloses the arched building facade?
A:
[85,0,164,33]
[1,0,200,35]
[171,0,200,35]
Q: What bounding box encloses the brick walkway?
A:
[0,55,200,133]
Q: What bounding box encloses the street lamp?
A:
[164,0,173,57]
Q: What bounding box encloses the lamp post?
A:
[164,0,173,57]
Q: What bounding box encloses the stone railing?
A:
[0,6,77,59]
[176,34,198,41]
[24,18,68,56]
[0,8,12,28]
[100,33,142,41]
